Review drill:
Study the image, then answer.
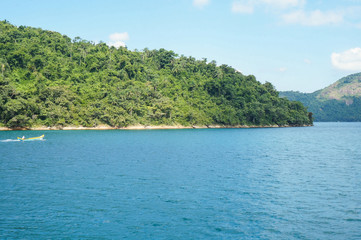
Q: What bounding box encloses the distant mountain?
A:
[318,73,361,101]
[280,73,361,122]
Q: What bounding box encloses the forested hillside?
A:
[0,20,312,128]
[280,73,361,122]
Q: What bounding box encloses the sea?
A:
[1,122,360,239]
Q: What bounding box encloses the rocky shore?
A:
[0,124,313,131]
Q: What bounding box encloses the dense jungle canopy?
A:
[0,20,312,128]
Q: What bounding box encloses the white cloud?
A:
[232,1,254,14]
[282,10,344,26]
[231,0,359,29]
[304,59,311,64]
[193,0,210,8]
[232,0,304,14]
[261,0,305,9]
[331,48,361,71]
[109,32,129,42]
[108,32,129,48]
[279,67,287,72]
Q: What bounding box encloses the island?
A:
[0,20,313,130]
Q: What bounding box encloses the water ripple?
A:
[1,124,361,239]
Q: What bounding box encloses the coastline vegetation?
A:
[0,20,312,128]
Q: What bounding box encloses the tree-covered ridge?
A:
[280,73,361,122]
[0,20,312,128]
[318,72,361,100]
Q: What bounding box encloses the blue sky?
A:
[1,0,361,92]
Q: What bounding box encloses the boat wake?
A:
[1,139,21,142]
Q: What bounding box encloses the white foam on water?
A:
[0,139,21,142]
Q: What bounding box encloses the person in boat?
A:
[22,136,25,139]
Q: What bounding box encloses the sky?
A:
[1,0,361,93]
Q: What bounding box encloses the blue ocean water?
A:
[1,122,361,239]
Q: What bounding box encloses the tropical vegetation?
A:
[0,20,312,128]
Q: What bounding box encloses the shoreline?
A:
[0,124,313,131]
